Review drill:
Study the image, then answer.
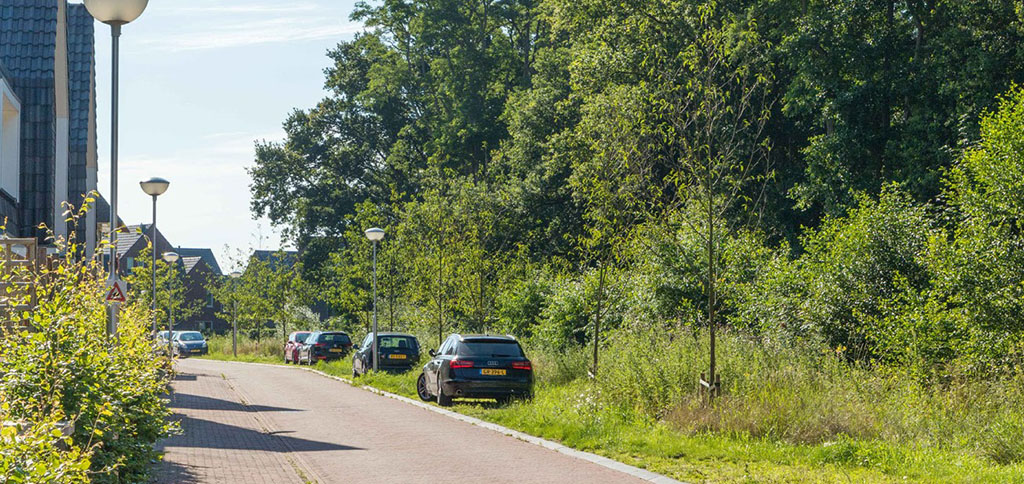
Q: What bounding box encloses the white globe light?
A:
[364,227,385,242]
[84,0,149,25]
[140,177,169,196]
[162,251,180,264]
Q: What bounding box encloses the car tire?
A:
[437,383,453,407]
[416,374,432,401]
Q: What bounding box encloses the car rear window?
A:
[379,336,417,351]
[457,340,523,357]
[295,333,310,343]
[178,332,203,342]
[318,333,351,344]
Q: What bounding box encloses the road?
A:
[152,358,650,484]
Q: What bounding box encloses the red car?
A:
[284,331,312,364]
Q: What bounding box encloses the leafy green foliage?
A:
[1,213,172,483]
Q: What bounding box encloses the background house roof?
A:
[116,224,173,259]
[178,247,222,275]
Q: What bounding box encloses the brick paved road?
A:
[152,358,648,484]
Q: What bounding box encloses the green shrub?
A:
[0,412,91,483]
[0,223,173,483]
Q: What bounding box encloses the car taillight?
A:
[512,360,532,371]
[450,359,474,369]
[315,343,326,348]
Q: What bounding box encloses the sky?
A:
[83,0,363,271]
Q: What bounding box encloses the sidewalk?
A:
[151,366,308,484]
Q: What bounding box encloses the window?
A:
[379,336,416,350]
[126,257,134,270]
[198,321,212,332]
[318,333,351,344]
[457,339,524,358]
[1,79,20,201]
[206,293,214,308]
[441,336,457,356]
[362,334,373,349]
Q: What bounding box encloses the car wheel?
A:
[416,374,432,401]
[437,383,453,407]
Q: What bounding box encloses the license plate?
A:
[190,349,201,353]
[388,354,407,360]
[481,368,506,376]
[329,348,344,353]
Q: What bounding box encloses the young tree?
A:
[125,246,200,333]
[660,7,774,397]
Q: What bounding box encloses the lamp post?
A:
[365,228,385,372]
[139,177,169,337]
[229,271,242,357]
[162,251,179,359]
[84,0,149,337]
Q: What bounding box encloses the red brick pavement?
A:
[151,365,313,484]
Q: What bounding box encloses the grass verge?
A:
[198,337,1024,483]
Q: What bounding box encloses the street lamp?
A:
[162,251,179,359]
[365,228,385,372]
[229,271,242,357]
[140,177,169,337]
[84,0,150,337]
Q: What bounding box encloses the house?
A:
[115,224,174,275]
[179,254,226,333]
[0,0,101,250]
[116,224,228,334]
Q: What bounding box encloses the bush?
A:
[0,413,92,483]
[0,226,173,482]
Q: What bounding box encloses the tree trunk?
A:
[592,261,606,377]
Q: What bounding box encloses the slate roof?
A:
[116,223,174,259]
[66,3,94,235]
[0,0,58,237]
[178,247,223,275]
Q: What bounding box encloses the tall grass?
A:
[206,334,283,361]
[597,326,1024,465]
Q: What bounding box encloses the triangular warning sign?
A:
[105,281,127,303]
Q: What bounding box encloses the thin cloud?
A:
[142,18,362,51]
[166,4,320,15]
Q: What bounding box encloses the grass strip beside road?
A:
[198,350,1022,483]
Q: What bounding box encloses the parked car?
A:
[284,331,312,364]
[417,334,534,406]
[173,331,208,357]
[155,331,179,356]
[352,333,420,376]
[297,331,353,365]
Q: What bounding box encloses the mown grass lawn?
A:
[199,347,1023,483]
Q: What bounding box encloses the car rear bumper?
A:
[441,378,533,398]
[377,363,416,373]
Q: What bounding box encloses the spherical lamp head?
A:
[364,227,385,242]
[84,0,149,25]
[229,271,242,279]
[140,177,170,197]
[162,251,180,264]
